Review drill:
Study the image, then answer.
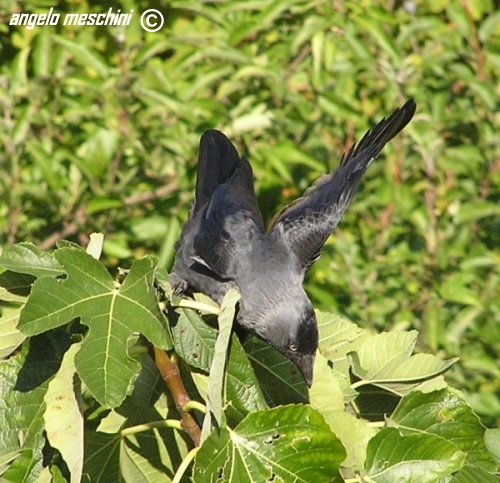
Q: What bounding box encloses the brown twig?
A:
[38,180,177,250]
[153,347,202,447]
[39,205,87,250]
[123,181,178,206]
[285,44,311,79]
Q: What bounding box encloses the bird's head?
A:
[243,291,318,387]
[278,306,318,387]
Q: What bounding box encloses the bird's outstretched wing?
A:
[193,132,264,279]
[192,129,243,216]
[269,98,416,271]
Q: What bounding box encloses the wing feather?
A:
[270,99,416,271]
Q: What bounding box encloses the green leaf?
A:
[389,389,498,471]
[0,304,26,359]
[0,271,33,303]
[440,274,484,307]
[365,428,465,482]
[19,248,171,408]
[83,431,121,482]
[203,289,240,439]
[349,331,458,395]
[86,232,104,260]
[485,428,500,466]
[193,405,346,482]
[455,201,500,224]
[449,465,500,483]
[170,306,216,372]
[0,333,69,482]
[479,10,500,42]
[244,337,309,405]
[317,310,368,381]
[87,354,190,482]
[0,242,64,278]
[229,103,275,134]
[43,343,83,483]
[76,127,120,178]
[0,450,23,477]
[86,197,123,215]
[309,352,345,416]
[325,411,376,472]
[32,27,51,77]
[170,304,268,417]
[53,35,110,77]
[131,216,169,242]
[353,15,400,62]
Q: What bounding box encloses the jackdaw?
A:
[170,99,416,386]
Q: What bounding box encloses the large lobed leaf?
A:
[193,404,346,482]
[85,354,191,483]
[364,388,500,481]
[389,388,499,471]
[449,465,500,483]
[18,247,171,408]
[365,428,465,482]
[348,331,458,395]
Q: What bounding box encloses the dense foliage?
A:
[1,0,499,481]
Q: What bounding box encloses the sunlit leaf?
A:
[18,248,171,408]
[365,428,464,482]
[44,343,84,483]
[0,243,64,278]
[0,304,26,358]
[349,331,458,395]
[194,405,346,482]
[389,389,498,471]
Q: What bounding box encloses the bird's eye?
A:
[289,343,298,352]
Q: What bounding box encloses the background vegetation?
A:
[0,0,499,480]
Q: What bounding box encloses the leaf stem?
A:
[183,400,207,414]
[350,379,367,389]
[366,421,386,428]
[127,344,149,357]
[121,419,182,437]
[172,447,199,483]
[175,299,220,315]
[153,347,202,446]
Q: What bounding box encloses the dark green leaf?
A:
[449,465,500,483]
[366,428,464,482]
[389,389,498,471]
[170,304,268,416]
[0,333,69,482]
[53,35,110,77]
[0,243,64,278]
[194,405,346,482]
[19,248,171,408]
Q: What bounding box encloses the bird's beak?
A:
[290,352,315,388]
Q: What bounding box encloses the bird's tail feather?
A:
[192,130,242,215]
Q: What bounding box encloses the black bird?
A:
[170,99,416,387]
